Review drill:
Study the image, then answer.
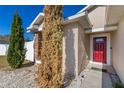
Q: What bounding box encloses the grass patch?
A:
[0,56,34,70]
[0,56,9,69]
[112,82,124,88]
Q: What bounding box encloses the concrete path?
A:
[68,63,118,88]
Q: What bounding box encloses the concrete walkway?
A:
[68,63,119,88]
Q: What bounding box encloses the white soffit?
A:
[62,12,86,25]
[106,6,124,25]
[85,26,118,34]
[27,12,44,30]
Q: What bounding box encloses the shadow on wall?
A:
[64,28,75,81]
[78,31,90,75]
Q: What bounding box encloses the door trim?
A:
[90,33,111,65]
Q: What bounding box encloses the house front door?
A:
[93,37,107,63]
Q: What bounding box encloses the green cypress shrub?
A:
[7,11,25,68]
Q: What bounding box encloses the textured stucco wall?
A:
[88,6,106,29]
[63,22,78,79]
[63,22,90,79]
[112,17,124,84]
[78,23,90,75]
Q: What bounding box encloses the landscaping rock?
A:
[0,65,37,88]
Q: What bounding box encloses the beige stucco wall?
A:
[112,17,124,84]
[63,22,90,80]
[78,23,90,75]
[88,6,106,29]
[63,22,78,79]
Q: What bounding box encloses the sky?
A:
[0,5,86,40]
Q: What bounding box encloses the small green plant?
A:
[7,11,25,68]
[112,82,124,88]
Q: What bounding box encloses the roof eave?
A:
[77,5,95,14]
[62,12,86,25]
[27,12,44,31]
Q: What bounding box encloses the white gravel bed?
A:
[0,65,37,88]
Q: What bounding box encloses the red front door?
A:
[93,37,107,63]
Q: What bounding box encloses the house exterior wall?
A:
[63,22,90,79]
[34,33,39,60]
[78,23,90,74]
[112,17,124,84]
[38,23,44,31]
[34,32,42,62]
[88,6,106,29]
[63,22,78,79]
